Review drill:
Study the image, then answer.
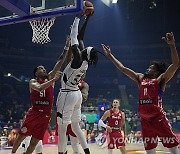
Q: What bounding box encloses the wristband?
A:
[98,119,107,128]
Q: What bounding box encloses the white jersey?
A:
[61,61,88,90]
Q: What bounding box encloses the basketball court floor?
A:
[0,143,171,154]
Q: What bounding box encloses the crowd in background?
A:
[0,62,180,147]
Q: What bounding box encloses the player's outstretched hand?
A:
[76,13,83,18]
[162,32,175,45]
[54,71,62,81]
[85,12,93,20]
[101,44,111,56]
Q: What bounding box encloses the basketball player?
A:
[101,32,180,154]
[58,14,91,154]
[98,99,127,154]
[56,12,98,154]
[56,79,89,154]
[11,36,71,154]
[20,124,54,154]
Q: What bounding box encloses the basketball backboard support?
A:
[0,0,83,26]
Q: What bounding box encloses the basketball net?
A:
[29,17,55,44]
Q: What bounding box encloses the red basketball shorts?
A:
[107,131,125,149]
[141,115,179,150]
[19,109,51,140]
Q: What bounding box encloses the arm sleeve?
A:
[98,119,107,128]
[70,17,80,46]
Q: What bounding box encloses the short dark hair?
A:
[150,61,169,76]
[33,66,39,77]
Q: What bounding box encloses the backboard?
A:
[0,0,83,26]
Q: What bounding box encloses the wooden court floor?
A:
[0,143,171,154]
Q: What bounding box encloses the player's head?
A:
[82,47,98,66]
[111,98,120,109]
[33,65,48,79]
[145,61,168,78]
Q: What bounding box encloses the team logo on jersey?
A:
[21,127,27,133]
[112,115,121,119]
[141,81,155,85]
[35,100,50,105]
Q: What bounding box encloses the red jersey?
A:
[107,109,123,132]
[138,78,165,120]
[19,79,54,140]
[30,79,54,115]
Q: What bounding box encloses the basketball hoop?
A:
[29,17,55,44]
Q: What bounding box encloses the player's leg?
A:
[107,133,115,154]
[140,118,158,153]
[154,116,179,154]
[57,118,68,154]
[71,91,90,154]
[56,92,78,154]
[21,143,26,154]
[25,137,40,154]
[56,121,68,154]
[63,136,68,154]
[116,131,127,154]
[71,122,90,154]
[35,140,43,154]
[12,134,26,153]
[19,136,31,154]
[119,146,127,154]
[69,135,81,154]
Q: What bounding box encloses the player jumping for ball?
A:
[102,32,180,154]
[56,9,98,154]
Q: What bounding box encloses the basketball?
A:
[83,1,94,16]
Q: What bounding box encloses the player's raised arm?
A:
[30,71,62,92]
[77,14,91,51]
[101,44,142,83]
[70,16,83,69]
[159,32,180,83]
[65,46,73,65]
[48,35,71,79]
